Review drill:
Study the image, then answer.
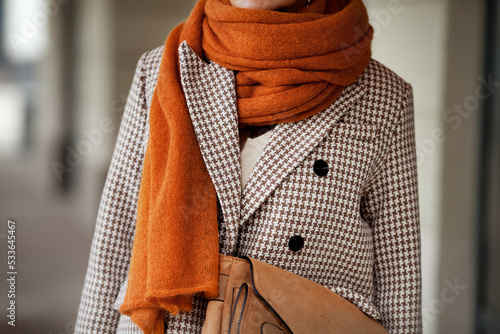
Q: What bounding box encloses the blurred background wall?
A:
[0,0,498,333]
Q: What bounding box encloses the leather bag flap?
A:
[245,257,388,334]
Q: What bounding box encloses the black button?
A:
[288,235,304,252]
[313,159,329,176]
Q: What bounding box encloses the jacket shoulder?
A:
[138,45,164,73]
[358,58,412,94]
[354,58,413,129]
[136,46,164,104]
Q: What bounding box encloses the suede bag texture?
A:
[202,255,388,334]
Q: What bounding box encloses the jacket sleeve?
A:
[360,83,422,333]
[74,51,150,334]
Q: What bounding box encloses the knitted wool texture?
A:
[119,0,373,333]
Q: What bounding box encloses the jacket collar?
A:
[178,41,367,254]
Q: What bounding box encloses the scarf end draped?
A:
[120,292,218,334]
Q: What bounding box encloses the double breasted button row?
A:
[285,160,327,254]
[313,159,329,176]
[288,235,304,252]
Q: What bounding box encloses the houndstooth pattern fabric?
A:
[178,41,241,256]
[75,41,422,333]
[360,84,421,332]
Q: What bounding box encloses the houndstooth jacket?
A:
[74,41,422,334]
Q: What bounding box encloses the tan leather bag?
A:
[202,255,388,334]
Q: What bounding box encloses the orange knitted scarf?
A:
[119,0,373,332]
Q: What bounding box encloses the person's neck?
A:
[230,0,310,13]
[276,0,309,12]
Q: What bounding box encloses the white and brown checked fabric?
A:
[74,42,422,333]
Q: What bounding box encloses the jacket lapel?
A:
[239,82,367,226]
[178,41,242,255]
